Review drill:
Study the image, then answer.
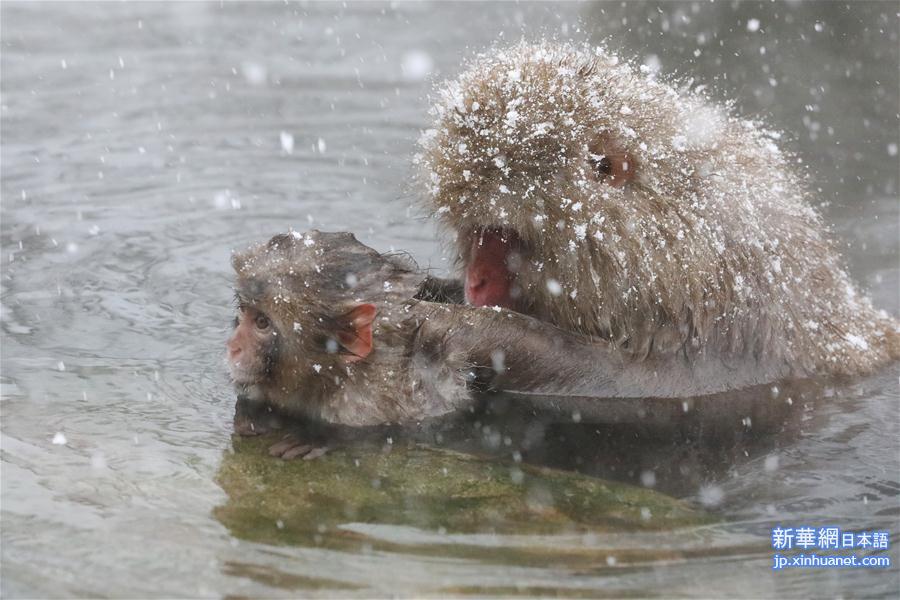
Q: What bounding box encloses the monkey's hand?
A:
[233,395,284,436]
[268,433,330,461]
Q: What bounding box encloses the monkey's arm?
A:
[417,304,792,398]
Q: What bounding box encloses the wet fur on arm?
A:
[416,302,793,398]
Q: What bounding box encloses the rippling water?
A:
[2,2,898,597]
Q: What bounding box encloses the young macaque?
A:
[418,42,898,379]
[226,230,474,433]
[227,230,793,456]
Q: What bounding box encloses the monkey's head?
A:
[419,41,804,347]
[226,230,412,406]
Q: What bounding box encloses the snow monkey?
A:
[227,230,795,456]
[418,41,899,379]
[226,230,469,441]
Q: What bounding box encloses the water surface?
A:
[2,2,898,597]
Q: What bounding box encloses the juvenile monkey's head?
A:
[419,41,813,351]
[226,231,409,400]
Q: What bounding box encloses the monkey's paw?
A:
[268,434,329,460]
[233,414,268,436]
[233,398,284,437]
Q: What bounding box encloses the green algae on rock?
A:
[214,435,710,551]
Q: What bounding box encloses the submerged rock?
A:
[214,435,710,551]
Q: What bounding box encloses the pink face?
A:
[226,306,275,384]
[464,229,522,309]
[444,137,637,310]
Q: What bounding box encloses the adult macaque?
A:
[418,42,898,378]
[227,230,790,456]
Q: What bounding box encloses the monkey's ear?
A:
[336,304,377,363]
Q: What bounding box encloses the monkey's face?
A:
[419,43,653,321]
[227,305,279,385]
[228,231,387,403]
[453,125,634,315]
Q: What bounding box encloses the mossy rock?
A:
[214,435,710,555]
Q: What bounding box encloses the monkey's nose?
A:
[469,276,488,293]
[466,276,492,305]
[228,345,242,362]
[465,269,490,305]
[465,266,515,309]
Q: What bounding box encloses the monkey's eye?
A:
[587,148,634,188]
[593,155,613,178]
[254,314,271,330]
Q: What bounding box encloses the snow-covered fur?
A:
[232,231,471,426]
[418,42,898,376]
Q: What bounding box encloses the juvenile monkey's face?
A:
[226,304,278,385]
[227,231,390,397]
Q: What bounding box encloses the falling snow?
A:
[401,50,434,82]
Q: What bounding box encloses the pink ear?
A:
[337,304,377,363]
